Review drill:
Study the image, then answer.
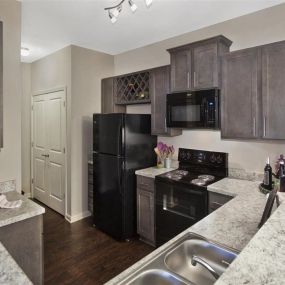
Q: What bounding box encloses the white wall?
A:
[114,3,285,173]
[0,0,22,191]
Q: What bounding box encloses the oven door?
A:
[166,89,219,129]
[155,180,208,247]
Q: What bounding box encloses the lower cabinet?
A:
[208,192,233,213]
[137,175,155,246]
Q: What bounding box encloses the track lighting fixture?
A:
[104,0,153,24]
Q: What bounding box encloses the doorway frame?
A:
[31,86,68,217]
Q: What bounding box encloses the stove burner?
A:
[165,173,183,180]
[198,174,215,182]
[175,170,189,176]
[191,178,207,186]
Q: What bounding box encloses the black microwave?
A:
[166,89,220,129]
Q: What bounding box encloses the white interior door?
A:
[32,90,66,215]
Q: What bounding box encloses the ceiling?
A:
[21,0,285,63]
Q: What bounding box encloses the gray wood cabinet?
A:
[101,77,126,114]
[221,40,285,140]
[150,66,182,137]
[168,35,232,92]
[221,48,261,139]
[208,192,233,213]
[169,49,191,92]
[0,215,43,285]
[261,41,285,140]
[136,175,155,246]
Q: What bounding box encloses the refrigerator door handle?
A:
[118,159,124,195]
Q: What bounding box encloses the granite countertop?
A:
[106,177,285,285]
[0,242,32,284]
[0,191,45,227]
[135,166,177,178]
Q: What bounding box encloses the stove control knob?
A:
[210,154,216,163]
[186,152,191,160]
[216,155,223,164]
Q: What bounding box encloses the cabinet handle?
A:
[193,71,196,87]
[164,118,167,131]
[253,117,256,137]
[187,72,190,88]
[263,116,267,137]
[41,154,49,158]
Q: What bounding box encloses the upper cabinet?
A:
[222,40,285,140]
[261,41,285,140]
[221,48,261,139]
[101,78,126,114]
[150,66,182,136]
[168,35,232,92]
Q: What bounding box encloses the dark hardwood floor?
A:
[41,204,153,285]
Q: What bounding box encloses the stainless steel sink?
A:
[126,269,189,285]
[164,238,239,285]
[120,233,239,285]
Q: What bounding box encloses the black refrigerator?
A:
[93,113,157,240]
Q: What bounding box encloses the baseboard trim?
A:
[65,210,91,223]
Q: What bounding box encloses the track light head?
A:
[108,10,117,24]
[145,0,153,7]
[128,0,137,13]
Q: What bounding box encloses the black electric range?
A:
[155,148,228,246]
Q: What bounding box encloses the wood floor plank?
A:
[38,202,153,285]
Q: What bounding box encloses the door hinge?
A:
[63,147,65,154]
[31,178,34,184]
[31,142,34,147]
[31,105,34,111]
[63,101,66,107]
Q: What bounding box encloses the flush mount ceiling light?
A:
[105,0,153,24]
[21,47,30,57]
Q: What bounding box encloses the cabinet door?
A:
[101,78,125,114]
[150,66,182,136]
[137,188,155,244]
[170,49,191,92]
[193,43,218,89]
[262,41,285,139]
[221,48,260,139]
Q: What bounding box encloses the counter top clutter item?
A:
[154,142,174,169]
[0,194,22,209]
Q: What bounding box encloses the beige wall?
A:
[22,45,114,220]
[29,46,72,215]
[70,45,114,218]
[114,3,285,173]
[21,63,31,194]
[0,1,22,191]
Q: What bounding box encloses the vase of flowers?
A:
[154,142,175,169]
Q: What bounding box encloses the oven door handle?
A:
[163,195,197,221]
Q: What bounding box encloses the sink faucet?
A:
[191,255,220,280]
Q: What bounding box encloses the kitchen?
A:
[1,0,285,284]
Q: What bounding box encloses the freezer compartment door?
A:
[93,113,124,156]
[93,152,124,239]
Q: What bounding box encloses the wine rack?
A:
[115,71,150,105]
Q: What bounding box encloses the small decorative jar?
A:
[164,157,172,169]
